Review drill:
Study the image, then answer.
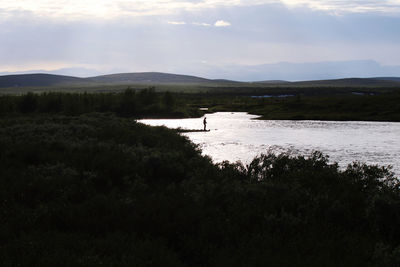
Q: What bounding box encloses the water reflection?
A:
[139,112,400,175]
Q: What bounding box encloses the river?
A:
[139,112,400,175]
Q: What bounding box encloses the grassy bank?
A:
[189,92,400,121]
[1,113,400,266]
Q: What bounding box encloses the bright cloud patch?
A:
[214,20,231,27]
[193,22,212,26]
[168,21,186,25]
[2,0,400,20]
[281,0,400,14]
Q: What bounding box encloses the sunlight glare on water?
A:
[139,112,400,175]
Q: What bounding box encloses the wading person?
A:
[203,117,207,131]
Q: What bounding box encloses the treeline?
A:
[2,86,400,121]
[0,88,201,118]
[185,92,400,121]
[1,114,399,266]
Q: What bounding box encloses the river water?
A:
[139,112,400,175]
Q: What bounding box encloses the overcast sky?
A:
[1,0,400,80]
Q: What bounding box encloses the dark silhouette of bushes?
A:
[0,88,201,118]
[18,92,38,113]
[0,114,399,266]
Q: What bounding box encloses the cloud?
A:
[280,0,400,14]
[2,0,400,21]
[168,21,186,25]
[0,0,251,20]
[193,22,212,26]
[2,0,400,78]
[214,20,231,27]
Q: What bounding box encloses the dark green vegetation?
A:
[0,89,202,118]
[197,92,400,121]
[2,85,400,121]
[1,113,400,266]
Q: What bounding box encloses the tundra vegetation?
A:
[2,86,400,121]
[1,89,400,266]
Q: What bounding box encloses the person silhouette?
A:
[203,117,207,131]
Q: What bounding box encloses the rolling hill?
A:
[0,74,84,88]
[0,72,400,90]
[0,72,235,88]
[87,72,214,84]
[289,78,400,87]
[373,77,400,82]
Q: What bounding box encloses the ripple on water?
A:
[139,112,400,176]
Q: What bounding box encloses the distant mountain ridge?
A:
[254,80,289,84]
[0,72,400,88]
[87,72,212,84]
[0,72,228,88]
[198,60,400,81]
[290,77,400,87]
[0,74,83,88]
[373,77,400,82]
[2,60,399,82]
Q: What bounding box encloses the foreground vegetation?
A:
[1,112,400,266]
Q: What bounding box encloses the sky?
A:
[1,0,400,80]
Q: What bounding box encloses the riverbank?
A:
[202,92,400,122]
